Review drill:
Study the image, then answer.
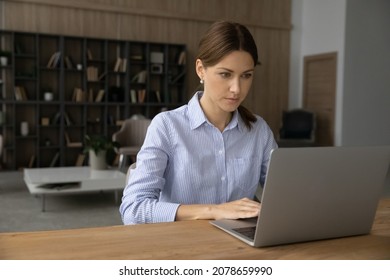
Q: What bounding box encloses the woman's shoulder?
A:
[245,114,268,127]
[249,114,274,134]
[254,114,268,124]
[151,104,189,127]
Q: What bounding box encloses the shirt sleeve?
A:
[259,119,278,187]
[119,114,180,224]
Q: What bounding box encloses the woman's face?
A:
[196,50,255,114]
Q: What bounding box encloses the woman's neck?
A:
[199,95,232,132]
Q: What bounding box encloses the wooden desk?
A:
[1,199,389,260]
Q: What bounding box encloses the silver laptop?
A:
[210,146,390,247]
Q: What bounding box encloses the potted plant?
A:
[0,50,11,66]
[83,134,119,170]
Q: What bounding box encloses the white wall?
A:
[289,0,346,145]
[290,0,390,147]
[342,0,390,146]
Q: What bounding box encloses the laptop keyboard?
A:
[232,226,256,240]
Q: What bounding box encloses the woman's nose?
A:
[230,78,241,94]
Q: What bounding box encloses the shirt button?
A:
[221,176,225,181]
[219,150,223,155]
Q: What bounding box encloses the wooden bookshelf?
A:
[0,30,187,170]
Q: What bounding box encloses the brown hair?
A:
[197,21,259,130]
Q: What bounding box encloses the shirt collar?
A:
[188,91,244,132]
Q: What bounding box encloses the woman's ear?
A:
[195,59,204,80]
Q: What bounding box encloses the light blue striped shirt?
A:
[120,92,277,224]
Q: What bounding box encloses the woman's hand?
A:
[212,198,261,220]
[175,198,260,221]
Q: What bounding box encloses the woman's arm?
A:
[175,197,261,221]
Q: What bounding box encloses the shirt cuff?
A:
[152,202,181,223]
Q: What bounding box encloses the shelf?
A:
[0,30,187,170]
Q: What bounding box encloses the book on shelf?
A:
[137,89,146,103]
[88,89,94,102]
[64,56,75,69]
[47,51,61,68]
[113,57,127,72]
[46,53,56,68]
[130,54,143,61]
[121,58,127,72]
[155,90,161,103]
[98,71,107,81]
[52,112,61,125]
[14,86,28,101]
[14,87,22,101]
[49,152,60,167]
[87,66,99,81]
[130,89,137,103]
[65,132,82,148]
[87,49,93,60]
[72,87,86,102]
[28,154,35,168]
[20,86,28,100]
[75,154,85,166]
[113,58,122,72]
[63,111,73,126]
[95,89,105,102]
[171,71,186,84]
[131,70,147,83]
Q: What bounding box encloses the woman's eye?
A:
[219,72,231,78]
[242,73,253,79]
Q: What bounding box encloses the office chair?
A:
[277,109,316,147]
[112,119,151,169]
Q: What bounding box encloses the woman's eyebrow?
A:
[216,67,254,72]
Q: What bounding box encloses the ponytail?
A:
[238,105,257,130]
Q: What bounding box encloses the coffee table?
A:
[23,166,126,211]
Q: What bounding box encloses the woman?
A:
[120,21,277,224]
